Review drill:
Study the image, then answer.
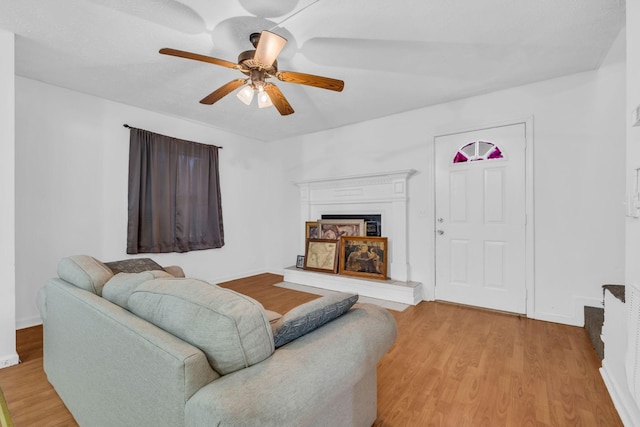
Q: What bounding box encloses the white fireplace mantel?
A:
[295,169,416,282]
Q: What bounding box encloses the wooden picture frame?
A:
[303,238,340,274]
[339,236,388,280]
[305,221,319,239]
[296,255,305,268]
[317,219,366,240]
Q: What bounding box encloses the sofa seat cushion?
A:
[128,279,274,375]
[272,292,359,348]
[57,255,114,296]
[102,271,173,310]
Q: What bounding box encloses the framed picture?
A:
[317,219,366,240]
[339,236,388,280]
[304,238,340,274]
[305,221,319,239]
[296,255,305,269]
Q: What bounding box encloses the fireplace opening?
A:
[321,214,381,236]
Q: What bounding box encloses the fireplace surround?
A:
[284,170,423,305]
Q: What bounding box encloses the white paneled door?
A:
[435,123,526,314]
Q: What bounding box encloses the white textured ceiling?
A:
[0,0,626,142]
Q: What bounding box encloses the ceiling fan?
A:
[159,30,344,116]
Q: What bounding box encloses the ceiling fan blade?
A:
[200,79,246,105]
[253,30,287,67]
[264,84,294,116]
[159,48,239,69]
[276,71,344,92]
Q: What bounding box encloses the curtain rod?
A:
[122,124,223,149]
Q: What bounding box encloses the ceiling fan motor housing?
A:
[238,50,278,74]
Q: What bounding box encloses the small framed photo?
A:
[317,219,366,240]
[305,221,319,239]
[339,236,388,280]
[304,238,340,274]
[296,255,305,269]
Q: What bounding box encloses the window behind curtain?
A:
[126,127,224,253]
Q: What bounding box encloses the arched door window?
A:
[453,141,503,163]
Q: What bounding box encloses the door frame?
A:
[429,116,535,317]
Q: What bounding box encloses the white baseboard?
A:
[16,315,42,330]
[533,295,603,327]
[601,362,640,426]
[0,353,19,369]
[207,268,269,285]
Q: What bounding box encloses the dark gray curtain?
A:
[127,127,224,253]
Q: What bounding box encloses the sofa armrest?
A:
[185,303,397,427]
[37,286,47,323]
[43,278,219,427]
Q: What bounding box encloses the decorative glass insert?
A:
[453,141,503,163]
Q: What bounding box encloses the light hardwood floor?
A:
[0,273,622,426]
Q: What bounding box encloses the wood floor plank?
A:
[0,273,624,426]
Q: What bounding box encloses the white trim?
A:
[524,116,535,318]
[294,170,417,282]
[533,296,603,327]
[431,116,535,317]
[601,363,640,426]
[294,170,416,186]
[16,315,42,330]
[0,353,19,369]
[209,268,268,285]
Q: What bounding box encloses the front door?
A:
[434,123,526,314]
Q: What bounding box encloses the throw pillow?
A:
[272,292,359,348]
[128,278,274,375]
[102,271,173,310]
[57,255,114,296]
[163,265,185,278]
[105,258,165,274]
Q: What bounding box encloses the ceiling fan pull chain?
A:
[270,0,321,29]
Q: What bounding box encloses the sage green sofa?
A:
[37,255,397,427]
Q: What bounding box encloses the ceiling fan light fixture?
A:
[236,84,254,105]
[253,31,287,68]
[257,88,273,109]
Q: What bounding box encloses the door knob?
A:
[436,229,444,235]
[437,218,444,223]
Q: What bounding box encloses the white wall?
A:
[603,1,640,423]
[9,27,628,331]
[268,33,626,326]
[14,77,272,328]
[626,0,640,286]
[0,29,18,367]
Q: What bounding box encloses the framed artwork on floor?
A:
[305,221,318,239]
[303,238,340,274]
[317,219,366,240]
[339,236,388,280]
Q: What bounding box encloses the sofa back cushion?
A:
[57,255,114,296]
[102,271,173,310]
[128,279,274,375]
